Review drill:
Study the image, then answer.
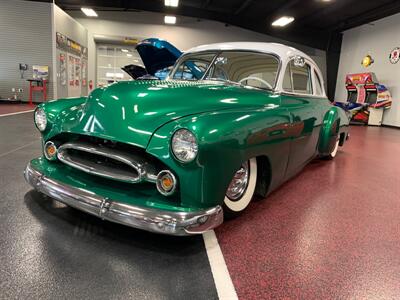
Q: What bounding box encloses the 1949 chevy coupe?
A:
[25,42,349,236]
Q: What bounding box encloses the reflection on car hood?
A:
[63,80,273,148]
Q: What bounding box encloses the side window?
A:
[283,59,313,95]
[314,71,324,96]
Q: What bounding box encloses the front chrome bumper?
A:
[24,162,223,236]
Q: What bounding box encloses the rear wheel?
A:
[324,138,340,160]
[223,158,257,218]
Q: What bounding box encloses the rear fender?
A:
[319,107,340,156]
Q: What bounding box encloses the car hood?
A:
[135,38,182,76]
[62,80,273,148]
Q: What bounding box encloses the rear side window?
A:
[314,70,324,96]
[283,58,313,95]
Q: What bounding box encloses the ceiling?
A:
[32,0,400,50]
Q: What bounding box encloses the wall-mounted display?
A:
[361,54,374,67]
[389,47,400,64]
[82,60,87,86]
[68,55,75,86]
[56,32,68,51]
[32,65,49,80]
[74,57,81,86]
[59,54,67,86]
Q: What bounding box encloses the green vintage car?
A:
[25,42,349,235]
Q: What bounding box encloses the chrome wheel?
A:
[226,162,250,201]
[223,158,257,215]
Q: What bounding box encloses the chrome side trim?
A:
[24,162,223,236]
[57,142,157,184]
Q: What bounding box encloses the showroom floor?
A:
[1,111,400,299]
[0,103,35,116]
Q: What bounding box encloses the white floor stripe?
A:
[203,230,238,300]
[0,110,34,117]
[0,141,37,159]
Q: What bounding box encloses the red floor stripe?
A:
[216,126,400,299]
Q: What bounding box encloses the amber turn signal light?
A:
[156,170,177,196]
[44,141,58,161]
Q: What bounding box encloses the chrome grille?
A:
[57,142,158,183]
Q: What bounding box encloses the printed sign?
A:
[389,47,400,64]
[32,65,49,80]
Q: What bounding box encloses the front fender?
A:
[146,106,291,209]
[38,97,87,141]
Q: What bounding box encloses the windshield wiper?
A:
[206,78,273,91]
[206,78,243,86]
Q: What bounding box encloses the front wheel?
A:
[223,158,257,218]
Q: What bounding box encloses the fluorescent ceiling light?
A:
[121,49,129,53]
[272,16,294,27]
[81,7,98,17]
[164,15,176,24]
[165,0,179,7]
[127,53,133,57]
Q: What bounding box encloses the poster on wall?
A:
[82,47,88,59]
[32,65,49,80]
[75,57,81,87]
[68,55,75,86]
[59,53,67,86]
[56,32,68,51]
[82,60,87,86]
[67,38,82,56]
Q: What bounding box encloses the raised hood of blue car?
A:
[59,80,274,149]
[136,38,182,76]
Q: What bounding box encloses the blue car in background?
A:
[122,38,182,80]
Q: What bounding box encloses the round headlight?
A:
[171,129,198,163]
[34,108,47,131]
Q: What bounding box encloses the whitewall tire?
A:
[326,138,340,160]
[223,158,257,217]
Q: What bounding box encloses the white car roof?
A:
[185,42,313,63]
[182,42,326,97]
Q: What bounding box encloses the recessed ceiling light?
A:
[127,54,133,57]
[272,16,294,27]
[164,15,176,24]
[81,7,98,17]
[121,49,129,53]
[165,0,179,7]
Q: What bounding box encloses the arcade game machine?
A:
[335,73,392,125]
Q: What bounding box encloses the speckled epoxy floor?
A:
[216,125,400,299]
[0,112,218,300]
[2,112,400,300]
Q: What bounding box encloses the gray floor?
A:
[0,112,218,300]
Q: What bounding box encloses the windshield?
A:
[170,51,279,90]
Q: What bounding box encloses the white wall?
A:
[335,13,400,127]
[54,5,87,46]
[68,10,327,90]
[0,0,53,102]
